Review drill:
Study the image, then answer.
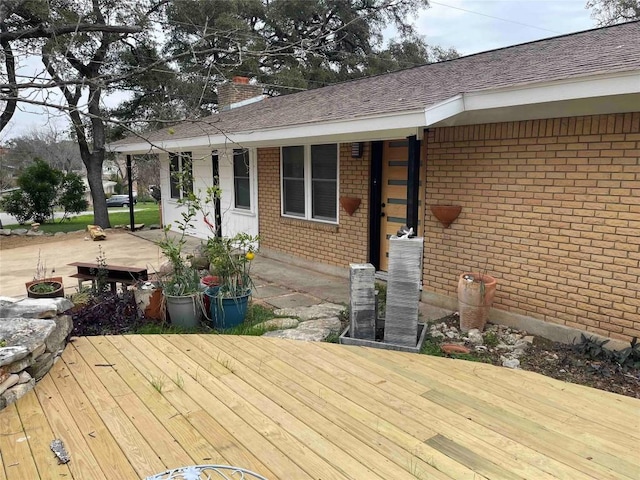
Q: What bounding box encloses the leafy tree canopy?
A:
[1,0,458,227]
[587,0,640,25]
[113,0,459,132]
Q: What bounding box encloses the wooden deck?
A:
[1,335,638,480]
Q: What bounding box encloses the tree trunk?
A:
[85,152,110,228]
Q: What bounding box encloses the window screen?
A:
[311,144,337,220]
[282,146,305,216]
[233,149,250,209]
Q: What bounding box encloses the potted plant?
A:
[204,232,258,329]
[156,192,204,329]
[457,272,497,332]
[26,251,64,299]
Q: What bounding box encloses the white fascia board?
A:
[425,70,640,126]
[109,109,426,153]
[424,94,465,126]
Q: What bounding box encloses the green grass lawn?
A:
[3,202,160,233]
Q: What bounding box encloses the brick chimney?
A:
[217,76,264,111]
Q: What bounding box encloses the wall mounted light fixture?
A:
[351,142,363,158]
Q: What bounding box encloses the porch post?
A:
[126,155,135,232]
[406,135,421,232]
[369,141,383,269]
[212,152,222,237]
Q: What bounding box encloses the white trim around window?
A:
[168,151,193,200]
[229,147,257,215]
[280,144,339,224]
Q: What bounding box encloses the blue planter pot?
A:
[205,287,251,329]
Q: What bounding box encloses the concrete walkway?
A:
[131,229,452,323]
[1,228,451,323]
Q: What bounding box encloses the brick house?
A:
[111,22,640,342]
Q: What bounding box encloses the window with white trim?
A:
[169,152,193,200]
[233,148,251,210]
[281,144,338,222]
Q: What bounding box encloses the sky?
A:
[0,0,597,142]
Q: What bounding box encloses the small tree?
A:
[58,172,89,221]
[17,159,62,223]
[0,158,87,223]
[0,190,30,224]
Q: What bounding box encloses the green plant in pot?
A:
[205,232,258,330]
[156,188,204,329]
[26,250,64,299]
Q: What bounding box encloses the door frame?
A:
[368,135,422,272]
[368,141,384,269]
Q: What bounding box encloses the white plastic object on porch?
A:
[145,465,269,480]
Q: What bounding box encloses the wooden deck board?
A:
[228,336,577,480]
[0,334,638,480]
[166,334,424,480]
[13,390,72,480]
[337,343,637,456]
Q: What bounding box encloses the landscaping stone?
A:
[466,329,484,345]
[502,357,521,369]
[0,297,73,319]
[54,231,67,236]
[0,346,29,366]
[263,327,330,342]
[0,319,55,354]
[28,352,55,381]
[0,300,74,410]
[261,306,343,342]
[26,230,44,236]
[273,303,344,321]
[44,315,73,354]
[3,379,35,405]
[298,317,342,334]
[253,318,299,331]
[7,357,31,374]
[0,229,11,236]
[12,229,28,235]
[0,374,19,395]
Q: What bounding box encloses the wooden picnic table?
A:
[69,262,148,292]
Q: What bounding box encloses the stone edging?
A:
[0,297,74,410]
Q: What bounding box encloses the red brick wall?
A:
[257,144,370,267]
[424,113,640,341]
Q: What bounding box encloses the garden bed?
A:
[425,314,640,399]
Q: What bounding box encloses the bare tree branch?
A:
[0,24,141,42]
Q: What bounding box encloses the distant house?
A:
[110,22,640,342]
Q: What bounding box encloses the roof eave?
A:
[108,109,428,153]
[426,70,640,127]
[109,69,640,154]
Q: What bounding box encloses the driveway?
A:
[0,230,163,298]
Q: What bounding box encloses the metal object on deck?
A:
[50,439,70,464]
[146,465,269,480]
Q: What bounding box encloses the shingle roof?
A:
[113,21,640,147]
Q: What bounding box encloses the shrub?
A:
[0,190,31,224]
[0,158,87,223]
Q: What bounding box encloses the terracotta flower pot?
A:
[430,205,462,228]
[457,272,497,332]
[26,277,64,299]
[339,197,361,216]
